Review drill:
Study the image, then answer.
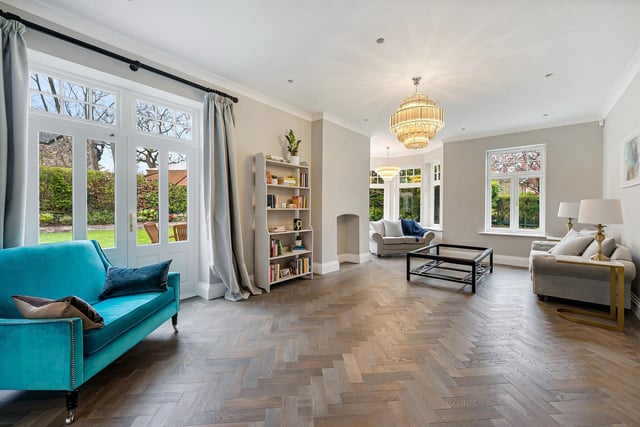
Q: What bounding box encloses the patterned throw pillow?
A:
[12,295,104,330]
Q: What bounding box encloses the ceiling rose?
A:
[390,77,444,149]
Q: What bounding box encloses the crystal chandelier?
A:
[390,76,444,149]
[374,147,401,182]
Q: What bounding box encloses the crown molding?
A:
[311,112,371,138]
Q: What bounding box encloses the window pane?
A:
[433,184,440,225]
[63,100,88,119]
[31,73,60,94]
[399,187,420,222]
[31,94,60,113]
[64,81,87,101]
[136,99,193,141]
[92,107,115,124]
[491,179,510,228]
[519,177,540,230]
[526,150,541,171]
[39,132,73,244]
[137,147,159,245]
[169,152,188,242]
[490,153,515,174]
[87,139,116,248]
[369,188,384,221]
[92,89,115,107]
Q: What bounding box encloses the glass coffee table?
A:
[406,243,493,293]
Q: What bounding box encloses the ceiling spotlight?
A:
[543,113,549,117]
[363,118,369,121]
[376,37,385,44]
[544,73,553,78]
[287,79,294,83]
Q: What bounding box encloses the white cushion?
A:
[370,220,384,236]
[611,245,632,261]
[382,236,406,245]
[383,219,403,237]
[549,233,594,256]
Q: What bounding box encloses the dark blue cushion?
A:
[99,260,172,300]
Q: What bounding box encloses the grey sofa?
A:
[369,219,435,257]
[529,236,636,308]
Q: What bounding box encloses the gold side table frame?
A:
[554,255,624,331]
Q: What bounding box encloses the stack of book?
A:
[291,195,307,208]
[289,257,310,275]
[270,239,284,257]
[299,172,308,187]
[266,194,279,209]
[277,176,297,186]
[269,263,281,282]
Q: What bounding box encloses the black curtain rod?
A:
[0,9,239,103]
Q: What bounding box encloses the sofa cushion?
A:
[383,219,403,237]
[12,295,104,330]
[582,238,616,259]
[382,236,407,245]
[370,220,384,236]
[611,245,632,261]
[403,236,424,244]
[84,288,175,355]
[99,260,172,300]
[549,230,594,256]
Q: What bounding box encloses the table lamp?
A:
[557,202,580,231]
[577,199,623,261]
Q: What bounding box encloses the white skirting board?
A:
[197,280,226,300]
[337,252,371,264]
[313,260,339,275]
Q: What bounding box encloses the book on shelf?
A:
[270,238,285,257]
[291,245,306,251]
[277,176,297,186]
[299,172,308,187]
[289,257,310,276]
[266,194,279,209]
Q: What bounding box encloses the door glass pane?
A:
[491,179,510,228]
[519,177,540,230]
[87,139,115,248]
[369,188,383,221]
[39,132,73,243]
[399,187,420,222]
[137,147,159,245]
[168,152,188,242]
[433,184,440,225]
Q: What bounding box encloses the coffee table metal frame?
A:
[406,243,493,293]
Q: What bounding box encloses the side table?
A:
[554,255,624,331]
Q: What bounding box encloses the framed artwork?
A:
[622,132,640,188]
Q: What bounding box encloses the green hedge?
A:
[39,166,187,225]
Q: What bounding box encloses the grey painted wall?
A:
[603,69,640,300]
[312,119,370,269]
[443,122,603,259]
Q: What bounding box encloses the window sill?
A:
[479,231,546,238]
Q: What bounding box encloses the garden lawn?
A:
[39,229,153,247]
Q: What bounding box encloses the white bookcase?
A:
[255,153,313,290]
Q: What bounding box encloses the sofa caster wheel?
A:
[65,410,75,425]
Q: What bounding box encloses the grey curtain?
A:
[203,93,260,301]
[0,17,28,249]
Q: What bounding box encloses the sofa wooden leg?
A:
[65,389,79,424]
[172,313,178,333]
[537,294,546,302]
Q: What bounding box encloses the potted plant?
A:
[285,129,301,165]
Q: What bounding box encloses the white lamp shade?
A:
[557,202,580,219]
[578,199,623,225]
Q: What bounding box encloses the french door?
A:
[28,111,198,296]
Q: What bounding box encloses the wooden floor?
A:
[2,256,640,426]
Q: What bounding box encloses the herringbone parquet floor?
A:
[2,256,640,426]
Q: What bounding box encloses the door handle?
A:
[129,213,134,232]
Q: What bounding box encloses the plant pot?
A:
[289,155,299,165]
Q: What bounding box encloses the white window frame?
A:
[485,144,546,235]
[429,162,441,228]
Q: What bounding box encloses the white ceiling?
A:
[5,0,640,157]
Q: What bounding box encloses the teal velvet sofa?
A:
[0,240,180,424]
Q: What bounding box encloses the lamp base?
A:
[590,223,608,262]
